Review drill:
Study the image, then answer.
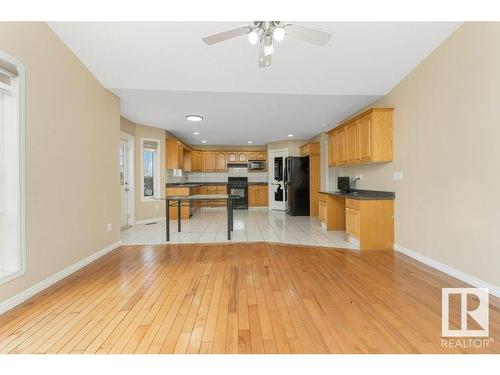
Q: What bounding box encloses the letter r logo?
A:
[442,288,489,337]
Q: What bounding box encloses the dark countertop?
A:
[166,182,268,187]
[319,189,395,200]
[165,183,203,188]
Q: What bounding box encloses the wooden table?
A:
[158,194,240,241]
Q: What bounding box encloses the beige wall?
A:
[0,23,121,304]
[120,117,167,222]
[335,23,500,287]
[120,116,135,136]
[267,140,307,156]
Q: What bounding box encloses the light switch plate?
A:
[393,172,403,181]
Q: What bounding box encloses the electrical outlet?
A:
[107,223,112,232]
[355,174,363,180]
[393,172,403,181]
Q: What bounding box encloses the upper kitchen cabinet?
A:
[300,142,320,156]
[227,152,238,163]
[202,151,216,172]
[328,108,393,167]
[238,152,248,163]
[192,150,202,172]
[346,121,359,163]
[166,139,183,169]
[183,150,192,172]
[215,152,227,172]
[248,151,266,160]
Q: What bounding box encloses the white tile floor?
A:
[121,208,359,250]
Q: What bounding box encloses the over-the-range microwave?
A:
[248,161,265,171]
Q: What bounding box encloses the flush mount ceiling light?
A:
[193,132,200,135]
[201,140,207,143]
[288,134,294,137]
[186,115,203,122]
[202,21,332,68]
[247,141,253,144]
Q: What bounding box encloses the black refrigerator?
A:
[284,156,310,216]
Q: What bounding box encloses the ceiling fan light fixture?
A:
[248,30,259,45]
[273,27,285,42]
[264,36,274,56]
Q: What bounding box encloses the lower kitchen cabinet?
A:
[165,187,191,219]
[249,185,268,207]
[318,193,346,231]
[318,194,394,250]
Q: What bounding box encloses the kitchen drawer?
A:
[207,186,218,194]
[345,198,359,210]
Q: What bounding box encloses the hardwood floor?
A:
[0,243,498,354]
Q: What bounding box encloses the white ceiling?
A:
[49,22,461,145]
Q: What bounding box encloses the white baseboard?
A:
[394,244,500,298]
[0,240,122,315]
[135,217,165,225]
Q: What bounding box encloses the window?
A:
[0,51,25,285]
[141,138,160,201]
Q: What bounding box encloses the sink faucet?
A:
[350,177,360,191]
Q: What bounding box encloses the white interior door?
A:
[120,139,130,228]
[268,149,288,210]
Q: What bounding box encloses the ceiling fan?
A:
[202,21,332,68]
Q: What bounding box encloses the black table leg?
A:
[227,199,231,240]
[230,200,233,231]
[166,198,170,242]
[177,199,181,232]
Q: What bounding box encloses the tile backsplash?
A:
[165,169,187,184]
[166,169,268,184]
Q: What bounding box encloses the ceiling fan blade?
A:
[285,24,332,45]
[259,38,272,68]
[202,26,252,45]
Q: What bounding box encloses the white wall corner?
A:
[394,244,500,298]
[0,240,122,315]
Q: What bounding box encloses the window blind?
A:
[143,140,159,151]
[0,64,17,95]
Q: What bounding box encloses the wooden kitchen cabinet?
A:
[328,132,336,166]
[215,152,227,172]
[183,150,192,172]
[165,187,191,219]
[248,151,266,161]
[258,186,268,206]
[346,121,359,163]
[202,152,216,172]
[238,152,248,163]
[227,152,237,163]
[192,151,202,171]
[336,127,347,165]
[300,142,320,156]
[318,194,394,250]
[249,185,268,207]
[358,114,372,162]
[345,207,360,239]
[344,198,393,250]
[318,193,346,231]
[255,151,266,160]
[328,108,393,167]
[166,139,183,169]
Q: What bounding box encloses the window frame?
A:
[140,137,161,202]
[0,50,26,286]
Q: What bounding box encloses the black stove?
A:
[227,177,248,209]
